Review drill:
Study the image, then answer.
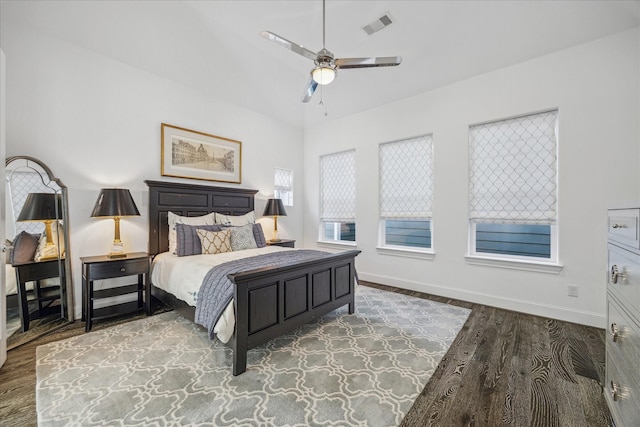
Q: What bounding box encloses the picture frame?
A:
[161,123,242,184]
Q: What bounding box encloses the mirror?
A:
[4,156,73,347]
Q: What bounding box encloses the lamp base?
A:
[268,238,282,243]
[109,241,125,258]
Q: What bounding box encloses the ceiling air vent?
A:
[362,13,393,35]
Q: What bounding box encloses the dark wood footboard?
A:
[228,249,360,375]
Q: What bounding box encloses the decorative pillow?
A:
[175,223,223,257]
[197,228,232,255]
[10,231,39,265]
[252,223,267,248]
[214,211,256,227]
[34,222,65,262]
[168,211,215,254]
[230,224,258,251]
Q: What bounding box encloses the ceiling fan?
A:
[260,0,402,103]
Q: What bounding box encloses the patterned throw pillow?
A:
[230,224,258,251]
[214,211,256,227]
[168,211,215,254]
[197,228,232,255]
[252,223,267,248]
[175,223,223,257]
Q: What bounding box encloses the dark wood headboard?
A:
[145,180,258,256]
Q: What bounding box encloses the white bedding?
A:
[151,246,291,343]
[6,264,18,295]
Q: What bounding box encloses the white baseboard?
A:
[358,272,605,329]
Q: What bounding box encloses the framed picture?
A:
[161,123,242,184]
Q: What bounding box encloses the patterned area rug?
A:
[36,286,470,426]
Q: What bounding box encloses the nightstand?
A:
[81,252,150,331]
[266,239,296,248]
[14,259,65,332]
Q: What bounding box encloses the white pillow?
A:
[214,211,256,227]
[168,211,215,254]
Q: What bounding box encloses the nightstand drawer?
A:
[86,257,148,280]
[605,348,640,426]
[607,297,640,378]
[609,208,640,250]
[608,244,640,318]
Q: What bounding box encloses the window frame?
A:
[274,167,293,207]
[378,134,434,255]
[318,149,357,245]
[468,222,558,263]
[466,109,562,272]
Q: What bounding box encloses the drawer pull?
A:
[610,323,619,342]
[610,381,620,402]
[120,267,126,272]
[611,224,627,229]
[610,265,625,284]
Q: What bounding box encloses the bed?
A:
[145,180,360,375]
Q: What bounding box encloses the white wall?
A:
[1,22,305,317]
[304,28,640,327]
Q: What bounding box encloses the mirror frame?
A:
[5,155,74,322]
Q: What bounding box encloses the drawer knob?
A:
[610,381,620,402]
[610,323,619,342]
[120,267,126,272]
[610,265,624,284]
[611,224,626,229]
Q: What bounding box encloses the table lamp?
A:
[91,188,140,258]
[17,192,63,261]
[263,198,287,243]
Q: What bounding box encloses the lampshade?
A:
[17,192,63,260]
[17,193,62,222]
[91,189,140,218]
[263,198,287,217]
[312,66,336,85]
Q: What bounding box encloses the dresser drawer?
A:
[607,297,640,378]
[608,244,640,318]
[605,349,640,426]
[85,257,149,280]
[609,208,640,250]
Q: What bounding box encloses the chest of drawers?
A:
[606,207,640,425]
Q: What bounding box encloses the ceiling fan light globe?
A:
[312,66,336,85]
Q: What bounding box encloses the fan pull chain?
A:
[318,85,328,116]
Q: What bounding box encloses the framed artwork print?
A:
[161,123,242,184]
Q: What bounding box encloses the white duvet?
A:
[151,246,291,343]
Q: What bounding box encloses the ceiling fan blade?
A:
[301,77,319,103]
[335,56,402,69]
[260,31,317,62]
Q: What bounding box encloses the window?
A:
[274,167,293,206]
[468,110,558,262]
[379,135,433,250]
[319,150,356,243]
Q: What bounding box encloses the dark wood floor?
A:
[0,282,611,427]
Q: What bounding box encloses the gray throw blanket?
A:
[195,250,328,339]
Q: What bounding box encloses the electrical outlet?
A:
[568,284,579,297]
